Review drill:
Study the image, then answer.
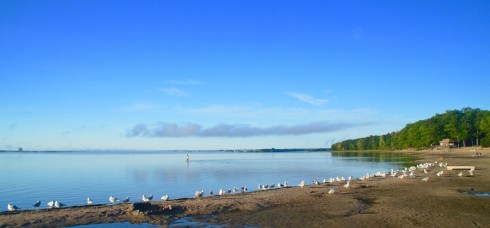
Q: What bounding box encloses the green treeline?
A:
[331,108,490,151]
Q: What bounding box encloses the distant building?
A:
[439,139,455,147]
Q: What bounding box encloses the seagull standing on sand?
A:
[161,195,169,201]
[33,200,41,208]
[142,195,151,202]
[328,188,336,194]
[54,201,65,208]
[109,196,119,204]
[87,198,93,205]
[343,181,350,188]
[422,177,429,182]
[48,201,55,208]
[8,203,20,211]
[122,197,130,203]
[195,190,204,198]
[299,181,306,188]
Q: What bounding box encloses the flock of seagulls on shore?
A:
[4,160,477,212]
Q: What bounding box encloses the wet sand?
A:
[1,147,489,227]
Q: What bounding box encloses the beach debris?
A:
[109,196,119,204]
[87,197,93,205]
[161,194,169,201]
[328,188,336,194]
[436,171,444,177]
[422,177,429,182]
[122,197,130,203]
[7,203,20,211]
[457,172,463,177]
[469,169,474,176]
[33,200,41,208]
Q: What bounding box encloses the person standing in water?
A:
[186,154,190,163]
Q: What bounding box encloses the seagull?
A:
[436,171,444,177]
[47,200,55,208]
[313,180,319,185]
[194,190,204,198]
[422,177,429,182]
[209,190,214,196]
[142,195,151,202]
[8,203,20,211]
[299,181,306,188]
[87,198,93,205]
[469,170,474,176]
[233,187,238,193]
[161,195,169,201]
[33,200,41,208]
[219,189,224,195]
[343,181,350,188]
[328,188,336,194]
[109,196,119,204]
[457,172,463,177]
[283,181,288,187]
[54,201,65,208]
[122,197,130,203]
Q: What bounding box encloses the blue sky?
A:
[1,0,489,150]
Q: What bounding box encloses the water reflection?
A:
[330,151,418,167]
[0,151,418,211]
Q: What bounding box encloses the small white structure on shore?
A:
[439,139,455,147]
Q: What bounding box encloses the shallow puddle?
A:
[169,216,226,227]
[70,222,158,227]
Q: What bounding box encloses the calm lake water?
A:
[0,150,417,211]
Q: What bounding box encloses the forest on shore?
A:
[331,108,490,151]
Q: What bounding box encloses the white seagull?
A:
[299,181,306,188]
[194,190,204,198]
[54,201,65,208]
[142,195,152,202]
[328,188,336,194]
[422,177,429,182]
[87,198,93,205]
[161,195,169,201]
[109,196,119,204]
[47,201,55,208]
[8,203,20,211]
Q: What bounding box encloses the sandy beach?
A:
[1,147,489,227]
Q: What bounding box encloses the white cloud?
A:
[160,87,187,97]
[127,121,370,138]
[123,102,161,112]
[286,92,328,106]
[168,79,208,86]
